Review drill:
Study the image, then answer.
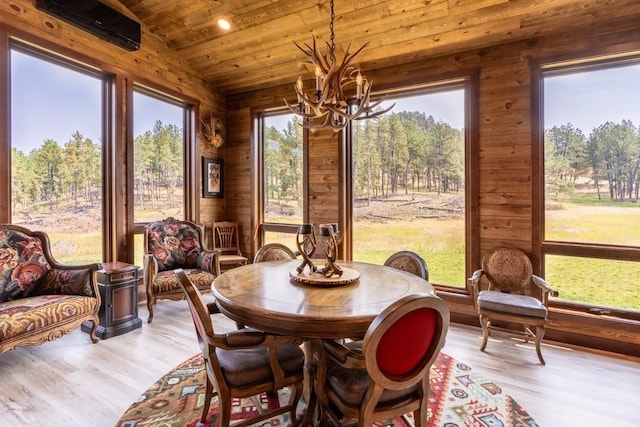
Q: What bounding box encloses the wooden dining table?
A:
[211,259,435,340]
[211,259,436,424]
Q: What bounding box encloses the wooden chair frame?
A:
[314,293,449,427]
[175,269,305,426]
[468,246,559,364]
[212,221,248,273]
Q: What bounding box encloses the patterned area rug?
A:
[117,352,538,427]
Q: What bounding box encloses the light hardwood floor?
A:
[1,297,639,427]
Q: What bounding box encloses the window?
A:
[258,111,304,246]
[132,86,191,267]
[132,88,186,223]
[7,38,196,268]
[540,58,640,311]
[351,85,470,287]
[10,43,103,264]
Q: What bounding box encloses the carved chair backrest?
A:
[384,250,429,281]
[253,243,297,263]
[481,246,533,295]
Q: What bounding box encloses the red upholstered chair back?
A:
[363,293,449,390]
[376,308,437,376]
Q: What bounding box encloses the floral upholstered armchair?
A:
[0,224,101,354]
[143,217,219,323]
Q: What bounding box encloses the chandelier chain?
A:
[329,0,335,52]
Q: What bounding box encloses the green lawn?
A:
[351,207,640,310]
[353,218,466,286]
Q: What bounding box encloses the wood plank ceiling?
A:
[116,0,640,96]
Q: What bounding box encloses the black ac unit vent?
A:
[36,0,141,51]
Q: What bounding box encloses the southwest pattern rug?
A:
[117,352,538,427]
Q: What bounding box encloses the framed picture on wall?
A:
[202,156,224,198]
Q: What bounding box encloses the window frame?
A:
[346,76,479,291]
[254,76,479,286]
[129,81,198,263]
[254,109,308,249]
[8,38,110,261]
[532,53,640,319]
[1,31,199,265]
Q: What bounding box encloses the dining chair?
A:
[175,268,306,427]
[253,242,298,263]
[212,221,249,274]
[314,293,450,427]
[467,246,559,364]
[384,250,429,280]
[143,217,218,323]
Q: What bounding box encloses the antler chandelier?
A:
[284,0,394,131]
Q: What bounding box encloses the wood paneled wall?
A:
[307,127,342,225]
[227,19,640,355]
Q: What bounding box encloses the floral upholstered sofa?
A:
[0,224,101,354]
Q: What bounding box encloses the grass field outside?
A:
[13,193,639,312]
[267,193,639,310]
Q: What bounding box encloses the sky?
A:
[11,50,182,154]
[272,64,640,135]
[544,64,640,134]
[10,49,640,152]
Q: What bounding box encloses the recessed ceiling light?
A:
[217,18,231,30]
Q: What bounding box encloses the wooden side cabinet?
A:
[82,262,142,339]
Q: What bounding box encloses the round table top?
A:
[211,259,434,339]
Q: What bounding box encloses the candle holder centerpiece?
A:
[316,224,343,278]
[295,223,317,274]
[291,223,358,286]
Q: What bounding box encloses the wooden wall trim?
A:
[0,29,9,224]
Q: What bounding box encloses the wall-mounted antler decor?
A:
[201,114,226,148]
